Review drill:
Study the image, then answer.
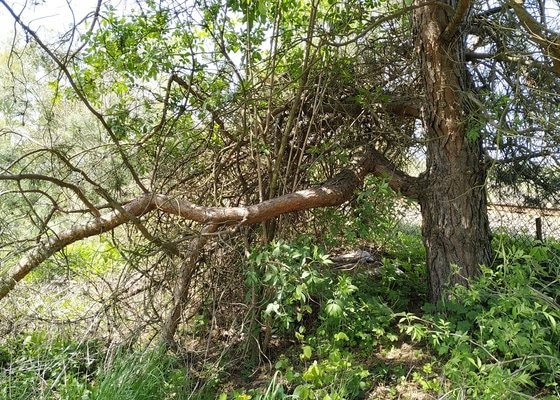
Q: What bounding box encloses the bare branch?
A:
[0,173,99,216]
[487,149,554,165]
[0,195,154,300]
[466,51,552,71]
[474,5,507,19]
[505,0,560,74]
[319,97,421,119]
[161,223,218,344]
[0,0,149,193]
[320,2,455,47]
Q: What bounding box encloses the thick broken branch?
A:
[0,149,418,301]
[367,148,420,198]
[0,195,154,300]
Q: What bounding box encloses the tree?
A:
[409,0,491,301]
[0,0,558,340]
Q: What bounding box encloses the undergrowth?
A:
[398,235,560,399]
[0,233,558,399]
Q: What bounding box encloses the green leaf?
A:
[334,332,349,342]
[302,361,323,384]
[293,384,312,399]
[542,311,557,331]
[302,345,312,359]
[325,300,343,318]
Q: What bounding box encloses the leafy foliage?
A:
[1,233,559,399]
[399,237,560,399]
[0,0,560,398]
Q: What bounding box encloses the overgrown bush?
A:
[245,240,412,398]
[3,234,558,399]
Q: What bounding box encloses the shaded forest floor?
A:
[0,230,559,400]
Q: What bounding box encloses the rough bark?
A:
[413,0,492,301]
[0,148,417,302]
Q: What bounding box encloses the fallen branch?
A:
[0,148,419,301]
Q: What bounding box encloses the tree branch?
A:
[320,1,455,47]
[505,0,560,74]
[367,148,420,198]
[441,0,471,41]
[0,0,149,193]
[379,99,422,119]
[0,173,99,216]
[0,195,154,300]
[487,149,554,165]
[0,148,418,301]
[466,51,552,71]
[474,5,507,19]
[321,97,421,119]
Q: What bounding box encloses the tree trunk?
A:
[161,224,217,346]
[413,0,492,302]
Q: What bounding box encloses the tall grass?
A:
[90,347,191,400]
